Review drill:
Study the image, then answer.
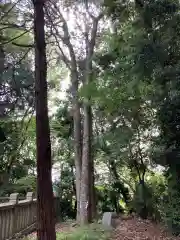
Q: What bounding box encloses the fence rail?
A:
[0,196,26,204]
[0,192,60,240]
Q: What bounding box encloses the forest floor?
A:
[25,217,180,240]
[112,217,180,240]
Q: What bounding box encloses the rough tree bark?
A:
[33,0,56,239]
[80,104,92,224]
[71,69,82,222]
[80,11,103,223]
[45,2,103,224]
[49,7,83,221]
[81,104,96,222]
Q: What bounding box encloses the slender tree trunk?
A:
[33,1,56,239]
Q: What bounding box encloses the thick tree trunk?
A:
[89,156,96,220]
[80,104,92,224]
[85,106,96,222]
[33,1,56,239]
[74,105,82,222]
[71,71,82,222]
[87,106,96,221]
[80,53,96,223]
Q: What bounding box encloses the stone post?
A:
[9,193,19,204]
[26,192,34,201]
[26,192,35,225]
[9,193,19,235]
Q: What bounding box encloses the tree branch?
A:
[47,1,77,69]
[0,0,22,22]
[128,143,142,182]
[44,7,71,70]
[0,29,32,47]
[0,23,27,31]
[12,42,34,48]
[88,13,103,58]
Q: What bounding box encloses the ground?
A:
[113,217,180,240]
[26,217,180,240]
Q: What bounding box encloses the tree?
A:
[87,0,159,218]
[33,0,56,239]
[0,0,35,194]
[0,1,34,116]
[45,0,104,223]
[130,0,180,232]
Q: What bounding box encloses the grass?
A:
[23,223,111,240]
[56,223,111,240]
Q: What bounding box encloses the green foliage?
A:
[3,0,180,236]
[162,170,180,236]
[15,175,36,192]
[0,175,36,196]
[96,184,128,214]
[0,1,34,117]
[132,175,166,221]
[52,104,73,139]
[0,116,36,197]
[24,224,111,240]
[132,182,153,219]
[56,224,111,240]
[53,165,76,220]
[101,0,180,234]
[146,172,167,222]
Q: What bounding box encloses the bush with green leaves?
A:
[132,181,153,219]
[147,172,167,222]
[96,184,126,214]
[132,174,167,221]
[0,175,36,197]
[162,171,180,236]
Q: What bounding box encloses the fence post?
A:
[9,193,19,235]
[26,192,34,202]
[10,193,19,204]
[26,192,35,226]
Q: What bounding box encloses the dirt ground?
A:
[112,217,180,240]
[26,217,180,240]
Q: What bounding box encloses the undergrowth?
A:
[23,223,111,240]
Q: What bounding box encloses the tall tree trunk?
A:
[33,1,56,239]
[71,70,82,222]
[80,50,96,223]
[80,104,92,224]
[0,46,4,76]
[74,106,82,222]
[89,149,96,220]
[87,107,96,221]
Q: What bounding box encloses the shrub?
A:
[23,223,111,240]
[56,223,111,240]
[162,171,180,236]
[132,181,153,219]
[96,184,127,214]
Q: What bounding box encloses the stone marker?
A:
[102,212,117,228]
